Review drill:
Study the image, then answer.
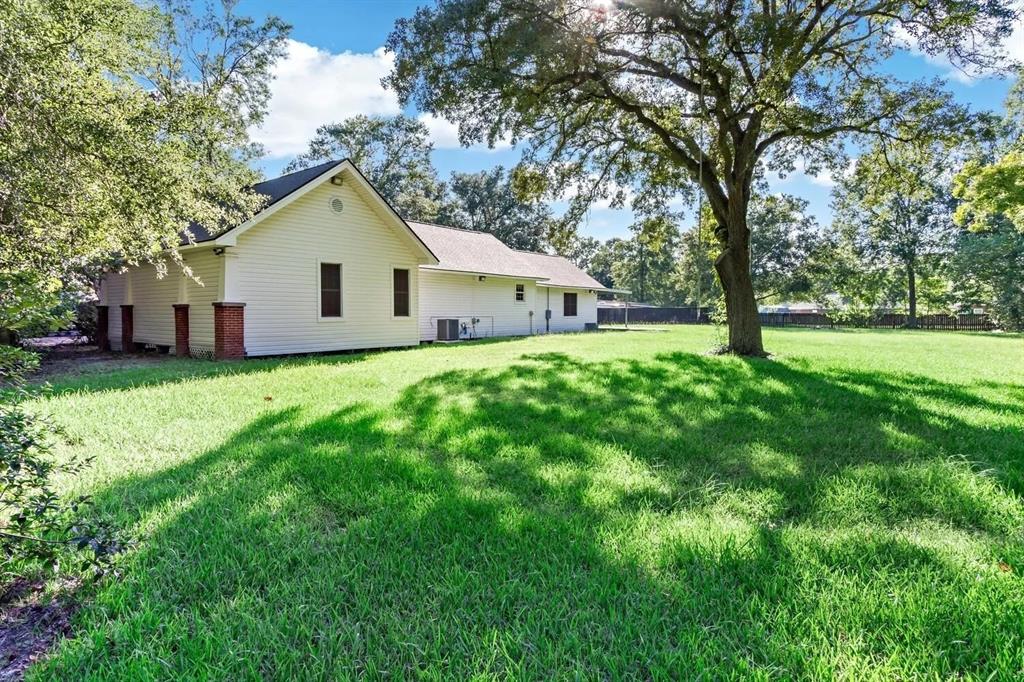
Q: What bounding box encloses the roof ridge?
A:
[404,219,502,237]
[513,248,562,257]
[253,158,345,187]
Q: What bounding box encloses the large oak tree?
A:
[386,0,1016,354]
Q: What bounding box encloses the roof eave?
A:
[420,265,548,281]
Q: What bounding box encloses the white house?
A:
[96,160,616,359]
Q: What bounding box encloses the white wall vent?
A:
[329,197,345,214]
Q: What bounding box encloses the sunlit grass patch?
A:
[25,326,1024,679]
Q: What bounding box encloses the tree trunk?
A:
[713,203,766,356]
[906,260,917,329]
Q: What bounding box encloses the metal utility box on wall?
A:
[437,319,460,341]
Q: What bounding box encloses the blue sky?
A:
[239,0,1021,241]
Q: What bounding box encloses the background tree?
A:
[437,166,553,250]
[950,219,1024,329]
[0,0,289,296]
[585,239,620,289]
[748,193,820,304]
[803,233,903,319]
[386,0,1015,355]
[674,222,719,308]
[561,235,601,271]
[954,70,1024,232]
[287,115,445,222]
[832,138,959,327]
[609,217,682,304]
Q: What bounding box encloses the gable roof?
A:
[407,221,546,279]
[514,251,607,289]
[179,159,437,264]
[408,220,612,290]
[183,160,345,244]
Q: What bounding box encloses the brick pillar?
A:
[173,304,190,357]
[95,305,110,351]
[120,305,135,353]
[213,302,245,360]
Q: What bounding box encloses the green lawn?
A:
[27,327,1024,679]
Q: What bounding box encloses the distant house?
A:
[96,160,616,359]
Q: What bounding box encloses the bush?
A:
[1,345,124,577]
[75,300,98,343]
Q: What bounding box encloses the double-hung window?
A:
[393,268,410,317]
[563,292,578,317]
[320,263,342,318]
[515,283,525,302]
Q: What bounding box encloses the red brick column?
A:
[95,305,110,351]
[173,304,190,357]
[213,302,245,360]
[120,305,135,353]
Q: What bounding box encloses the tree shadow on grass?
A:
[35,352,1024,679]
[39,334,541,398]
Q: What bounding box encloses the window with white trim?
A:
[320,263,342,317]
[563,292,578,317]
[515,283,525,302]
[393,268,410,317]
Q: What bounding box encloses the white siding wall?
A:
[97,250,221,354]
[131,263,177,347]
[418,271,540,340]
[233,181,423,356]
[182,250,221,355]
[539,287,598,333]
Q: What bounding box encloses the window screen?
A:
[563,292,577,317]
[320,263,342,317]
[393,268,410,317]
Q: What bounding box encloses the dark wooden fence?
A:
[598,307,996,331]
[598,306,712,325]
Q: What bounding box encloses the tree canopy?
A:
[0,0,289,289]
[386,0,1017,354]
[437,167,552,250]
[287,114,446,222]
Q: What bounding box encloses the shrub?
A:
[1,345,124,578]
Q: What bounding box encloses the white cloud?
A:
[416,113,461,149]
[767,157,857,190]
[249,40,516,158]
[892,17,1024,85]
[250,40,400,158]
[416,113,513,152]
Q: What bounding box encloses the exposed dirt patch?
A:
[28,343,172,384]
[0,578,79,681]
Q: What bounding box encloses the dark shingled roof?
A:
[181,160,345,245]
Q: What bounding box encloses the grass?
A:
[24,326,1024,679]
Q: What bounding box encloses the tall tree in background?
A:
[950,220,1024,329]
[748,194,819,303]
[0,0,289,294]
[438,167,552,250]
[954,70,1024,233]
[611,216,681,304]
[287,115,445,222]
[158,0,290,166]
[832,138,958,327]
[386,0,1015,355]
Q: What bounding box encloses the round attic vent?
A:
[329,196,345,214]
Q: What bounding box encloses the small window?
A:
[393,268,410,317]
[515,283,525,302]
[563,292,578,317]
[320,263,342,317]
